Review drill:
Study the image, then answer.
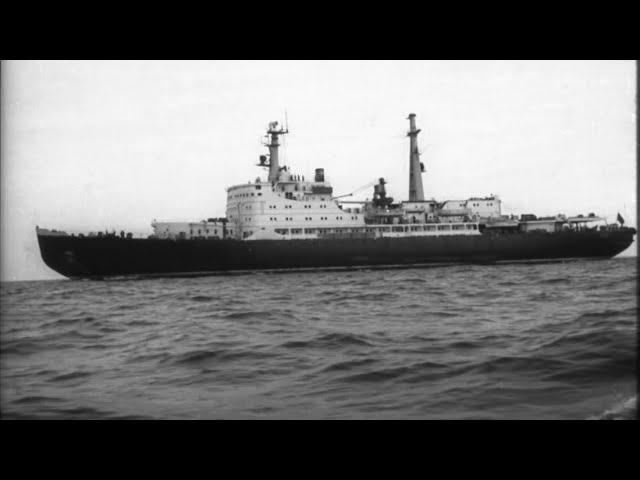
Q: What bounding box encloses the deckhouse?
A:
[151,116,485,241]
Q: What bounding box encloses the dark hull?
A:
[37,229,636,279]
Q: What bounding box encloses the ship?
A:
[36,114,636,279]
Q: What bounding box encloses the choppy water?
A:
[1,258,637,419]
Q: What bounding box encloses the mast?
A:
[407,113,425,201]
[266,121,289,182]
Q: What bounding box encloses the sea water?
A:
[1,257,636,419]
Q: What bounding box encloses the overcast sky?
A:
[1,60,636,281]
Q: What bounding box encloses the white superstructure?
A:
[150,116,492,241]
[150,220,225,240]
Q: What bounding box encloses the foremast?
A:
[407,113,425,201]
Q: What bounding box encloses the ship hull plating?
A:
[37,229,636,279]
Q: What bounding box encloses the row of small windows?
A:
[240,214,360,222]
[190,228,218,235]
[470,202,494,207]
[269,204,327,209]
[272,224,478,235]
[271,217,353,222]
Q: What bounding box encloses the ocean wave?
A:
[126,351,171,363]
[338,360,449,384]
[1,339,47,355]
[543,351,636,382]
[165,347,277,366]
[331,292,398,302]
[448,340,479,349]
[45,315,97,326]
[11,396,64,405]
[190,295,215,302]
[588,396,637,420]
[2,257,636,419]
[339,366,412,383]
[220,310,274,320]
[56,406,115,417]
[574,308,637,323]
[169,349,223,364]
[540,277,571,285]
[48,371,93,382]
[452,355,573,377]
[320,358,379,373]
[282,332,373,349]
[124,319,159,326]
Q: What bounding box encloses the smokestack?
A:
[407,113,425,201]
